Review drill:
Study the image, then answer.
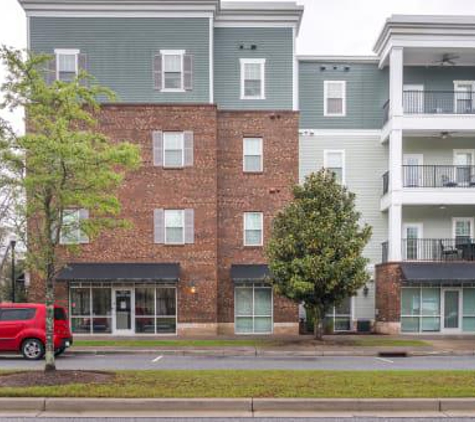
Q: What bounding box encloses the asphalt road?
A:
[1,417,475,421]
[1,353,475,371]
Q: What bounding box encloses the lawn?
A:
[73,339,275,348]
[351,338,429,347]
[1,370,475,398]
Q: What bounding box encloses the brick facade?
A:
[375,262,403,334]
[28,105,299,335]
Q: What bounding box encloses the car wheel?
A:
[21,339,45,360]
[54,347,66,357]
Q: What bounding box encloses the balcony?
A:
[382,238,475,263]
[403,165,475,188]
[382,91,475,125]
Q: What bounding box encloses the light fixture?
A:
[439,205,446,210]
[190,281,197,295]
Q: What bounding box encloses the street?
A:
[1,353,475,371]
[1,417,475,421]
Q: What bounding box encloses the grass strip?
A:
[1,370,474,398]
[73,339,274,348]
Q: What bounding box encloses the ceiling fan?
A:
[432,53,460,67]
[437,131,458,139]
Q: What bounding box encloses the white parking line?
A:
[152,355,163,363]
[375,357,394,364]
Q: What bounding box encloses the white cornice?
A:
[298,55,378,63]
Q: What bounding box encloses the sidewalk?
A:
[70,334,475,357]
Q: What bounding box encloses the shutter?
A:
[154,208,165,244]
[78,53,88,85]
[184,131,194,167]
[152,131,163,166]
[184,208,194,244]
[183,54,193,91]
[45,57,57,85]
[153,53,162,90]
[79,209,89,243]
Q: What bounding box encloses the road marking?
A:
[152,355,163,363]
[375,357,394,364]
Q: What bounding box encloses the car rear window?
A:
[54,308,67,321]
[0,308,36,321]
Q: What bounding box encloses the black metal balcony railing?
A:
[382,171,389,194]
[403,238,475,262]
[403,90,475,115]
[403,165,475,188]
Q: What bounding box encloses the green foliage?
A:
[266,169,372,335]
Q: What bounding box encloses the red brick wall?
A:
[375,262,403,323]
[217,111,299,324]
[28,105,300,331]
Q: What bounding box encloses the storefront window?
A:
[135,287,176,334]
[463,288,475,332]
[401,288,440,333]
[92,288,112,333]
[70,286,111,334]
[235,285,272,334]
[325,297,352,332]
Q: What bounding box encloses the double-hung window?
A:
[324,81,346,116]
[244,212,263,246]
[161,50,184,91]
[243,138,263,172]
[324,150,345,184]
[164,210,185,244]
[163,132,184,167]
[240,59,265,100]
[60,209,89,245]
[55,49,79,82]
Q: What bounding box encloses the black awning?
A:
[231,264,270,282]
[57,263,180,282]
[401,262,475,283]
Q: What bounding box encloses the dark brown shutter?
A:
[183,54,193,91]
[153,53,162,90]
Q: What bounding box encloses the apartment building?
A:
[19,0,475,336]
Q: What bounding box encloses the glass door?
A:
[442,289,461,333]
[403,223,423,261]
[403,84,424,114]
[454,150,474,186]
[113,289,134,335]
[403,154,423,187]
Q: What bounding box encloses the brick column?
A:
[375,262,403,334]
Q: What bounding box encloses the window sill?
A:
[243,171,264,175]
[241,97,266,100]
[162,166,185,170]
[161,89,186,93]
[243,244,263,248]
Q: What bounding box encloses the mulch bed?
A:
[0,370,114,388]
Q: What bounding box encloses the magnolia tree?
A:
[0,47,141,371]
[266,169,372,339]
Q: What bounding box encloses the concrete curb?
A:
[1,397,475,415]
[69,348,475,357]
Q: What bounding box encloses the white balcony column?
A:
[389,46,404,118]
[388,203,402,262]
[389,129,403,192]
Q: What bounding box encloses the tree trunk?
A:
[44,264,56,372]
[313,306,324,340]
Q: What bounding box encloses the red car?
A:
[0,303,73,360]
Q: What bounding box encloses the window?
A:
[324,81,346,116]
[463,288,475,332]
[401,287,441,333]
[70,286,112,334]
[235,285,272,334]
[454,81,475,113]
[55,49,79,82]
[240,59,265,100]
[162,51,183,90]
[324,150,345,184]
[452,217,474,246]
[60,209,89,245]
[0,308,36,321]
[244,212,263,246]
[135,287,176,334]
[163,132,184,167]
[326,297,352,332]
[165,210,184,245]
[243,138,263,172]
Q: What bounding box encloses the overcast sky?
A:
[1,0,475,130]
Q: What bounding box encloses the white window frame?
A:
[240,58,266,100]
[164,209,185,245]
[454,80,475,113]
[234,284,273,335]
[323,80,346,117]
[163,132,185,168]
[243,212,263,247]
[323,149,346,184]
[326,296,354,332]
[54,48,79,81]
[160,50,185,92]
[452,217,474,239]
[402,222,424,261]
[243,137,263,173]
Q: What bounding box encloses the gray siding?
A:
[299,133,388,320]
[403,205,475,239]
[299,61,388,129]
[214,27,293,110]
[403,137,475,165]
[404,66,475,91]
[30,17,210,103]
